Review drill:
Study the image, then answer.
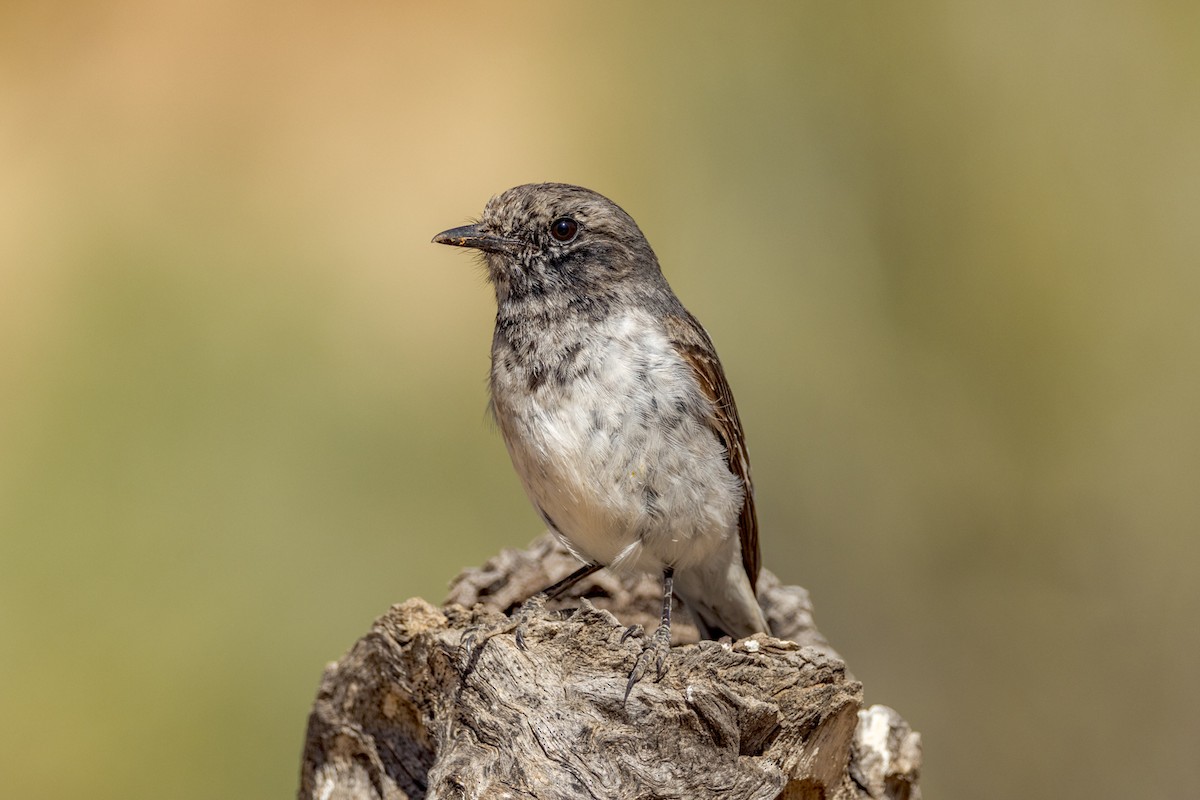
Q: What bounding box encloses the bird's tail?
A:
[673,547,770,640]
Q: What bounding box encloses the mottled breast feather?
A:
[662,311,760,591]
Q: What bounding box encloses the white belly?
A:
[491,311,743,574]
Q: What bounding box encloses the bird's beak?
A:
[432,224,522,254]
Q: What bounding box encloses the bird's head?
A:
[433,183,662,304]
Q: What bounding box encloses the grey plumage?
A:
[434,183,769,641]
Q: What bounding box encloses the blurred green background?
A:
[2,2,1197,798]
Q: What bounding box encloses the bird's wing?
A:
[662,312,760,591]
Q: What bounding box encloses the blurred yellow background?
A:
[2,2,1197,798]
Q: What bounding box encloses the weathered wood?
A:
[299,534,922,800]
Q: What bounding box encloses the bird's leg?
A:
[460,562,601,667]
[511,561,603,648]
[532,562,604,603]
[624,566,675,702]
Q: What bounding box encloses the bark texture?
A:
[299,534,922,800]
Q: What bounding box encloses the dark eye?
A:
[549,217,579,243]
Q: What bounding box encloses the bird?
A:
[433,183,770,689]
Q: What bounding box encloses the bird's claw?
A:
[457,593,549,671]
[619,623,644,644]
[512,592,547,650]
[457,622,491,673]
[624,624,672,702]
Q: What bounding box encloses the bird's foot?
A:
[623,623,672,702]
[457,593,548,672]
[511,592,547,650]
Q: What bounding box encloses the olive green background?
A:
[2,3,1197,798]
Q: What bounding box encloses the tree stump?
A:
[298,534,922,800]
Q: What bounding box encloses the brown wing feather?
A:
[662,312,760,591]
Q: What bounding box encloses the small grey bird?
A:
[434,183,769,677]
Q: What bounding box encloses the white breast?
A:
[491,310,743,575]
